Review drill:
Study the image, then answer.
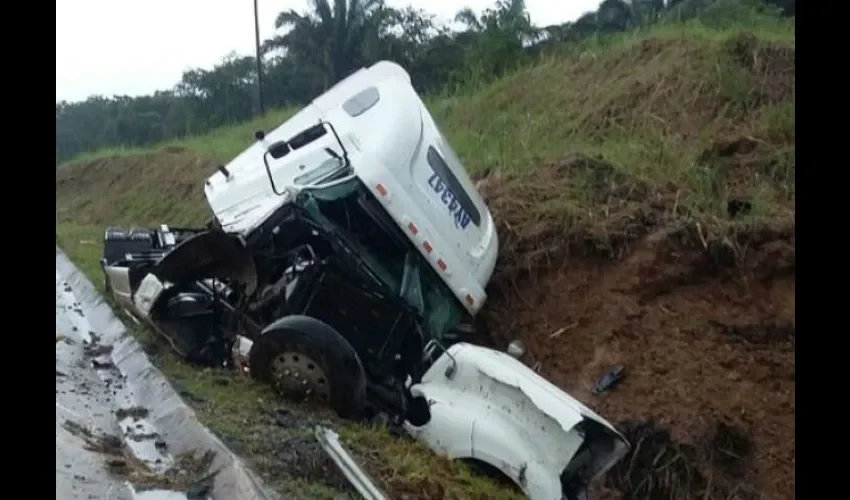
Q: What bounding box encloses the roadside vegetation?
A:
[56,1,794,498]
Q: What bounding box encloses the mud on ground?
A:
[136,337,357,499]
[477,158,794,500]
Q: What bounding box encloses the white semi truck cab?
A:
[203,61,498,315]
[103,61,629,500]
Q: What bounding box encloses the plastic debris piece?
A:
[592,365,625,395]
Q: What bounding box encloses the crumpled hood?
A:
[410,342,630,497]
[446,343,626,439]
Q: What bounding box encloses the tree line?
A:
[55,0,793,165]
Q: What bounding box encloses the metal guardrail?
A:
[314,426,388,500]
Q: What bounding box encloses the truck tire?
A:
[249,315,367,420]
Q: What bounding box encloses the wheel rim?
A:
[270,352,330,401]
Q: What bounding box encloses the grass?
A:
[120,318,521,499]
[62,108,299,166]
[56,16,794,499]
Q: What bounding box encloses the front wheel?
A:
[248,315,367,420]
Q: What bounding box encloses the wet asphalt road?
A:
[55,248,274,500]
[56,269,188,500]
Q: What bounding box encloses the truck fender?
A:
[151,230,258,296]
[404,395,563,500]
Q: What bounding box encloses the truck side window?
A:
[426,146,481,227]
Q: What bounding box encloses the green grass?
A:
[56,17,794,499]
[63,108,299,166]
[118,318,521,499]
[65,242,519,498]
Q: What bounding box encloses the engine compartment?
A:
[102,177,471,418]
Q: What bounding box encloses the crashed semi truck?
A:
[99,61,629,500]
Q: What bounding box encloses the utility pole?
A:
[253,0,265,115]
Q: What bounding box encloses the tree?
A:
[264,0,383,89]
[456,0,540,44]
[596,0,634,32]
[453,0,540,81]
[55,0,794,166]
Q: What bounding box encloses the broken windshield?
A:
[297,178,463,338]
[294,156,349,186]
[264,122,351,195]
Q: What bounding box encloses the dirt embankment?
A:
[471,34,795,500]
[477,155,794,500]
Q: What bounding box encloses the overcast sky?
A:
[56,0,601,102]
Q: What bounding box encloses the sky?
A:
[56,0,601,103]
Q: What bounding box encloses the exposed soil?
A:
[218,404,355,496]
[478,159,795,500]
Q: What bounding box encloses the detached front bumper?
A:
[404,343,630,500]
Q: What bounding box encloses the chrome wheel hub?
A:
[270,352,329,401]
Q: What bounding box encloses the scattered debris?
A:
[129,432,162,442]
[92,359,116,370]
[549,322,578,339]
[116,406,151,420]
[62,418,219,493]
[593,365,625,395]
[85,343,114,357]
[506,339,526,359]
[155,438,169,452]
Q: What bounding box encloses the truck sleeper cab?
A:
[99,60,629,500]
[204,61,498,317]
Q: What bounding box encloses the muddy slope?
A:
[473,35,795,499]
[478,162,794,500]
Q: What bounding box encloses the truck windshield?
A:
[293,156,349,186]
[298,178,463,338]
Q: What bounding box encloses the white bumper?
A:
[405,343,629,500]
